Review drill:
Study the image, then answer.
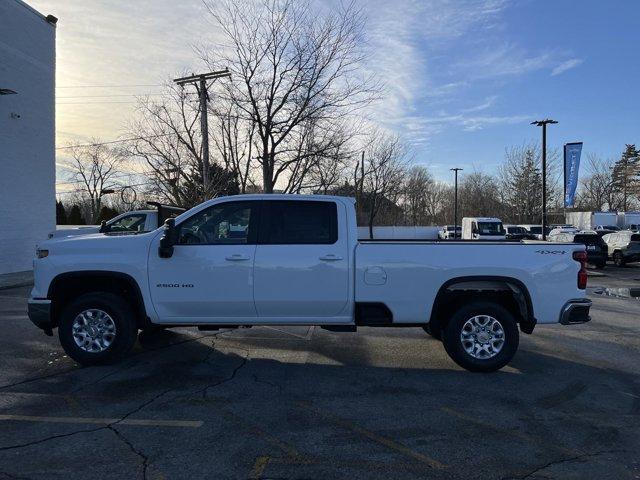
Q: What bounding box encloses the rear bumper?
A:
[27,299,54,335]
[559,299,592,325]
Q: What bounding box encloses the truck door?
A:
[148,200,260,322]
[253,200,350,321]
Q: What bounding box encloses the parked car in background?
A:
[438,225,461,240]
[519,224,551,240]
[548,226,579,237]
[49,203,185,239]
[461,217,506,240]
[594,225,620,232]
[548,230,607,269]
[602,231,640,267]
[504,225,534,240]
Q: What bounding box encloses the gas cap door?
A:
[364,266,387,285]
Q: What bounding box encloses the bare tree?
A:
[66,140,124,223]
[577,154,618,211]
[356,134,408,237]
[203,0,378,193]
[126,85,238,207]
[402,165,441,225]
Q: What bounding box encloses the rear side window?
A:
[261,201,337,244]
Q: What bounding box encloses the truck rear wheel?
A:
[58,292,138,366]
[442,301,519,372]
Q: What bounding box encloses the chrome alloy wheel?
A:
[460,315,505,359]
[72,309,117,353]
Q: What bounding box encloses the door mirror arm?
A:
[99,220,110,234]
[159,218,178,258]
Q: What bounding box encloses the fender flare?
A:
[429,275,536,334]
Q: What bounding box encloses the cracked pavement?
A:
[1,274,639,479]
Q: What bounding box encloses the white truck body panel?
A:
[566,211,617,230]
[357,226,439,240]
[618,212,640,228]
[31,194,587,328]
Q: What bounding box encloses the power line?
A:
[56,84,163,89]
[57,93,171,98]
[55,132,182,150]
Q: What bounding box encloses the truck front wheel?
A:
[58,292,138,366]
[442,301,519,372]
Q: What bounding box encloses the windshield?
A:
[507,227,526,234]
[446,226,461,231]
[476,222,504,235]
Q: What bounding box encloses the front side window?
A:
[261,201,337,245]
[177,202,255,245]
[109,214,147,232]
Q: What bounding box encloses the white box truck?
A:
[618,212,640,230]
[461,217,506,240]
[565,211,618,231]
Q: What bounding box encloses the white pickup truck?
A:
[49,203,185,239]
[28,195,591,372]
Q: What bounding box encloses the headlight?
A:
[36,249,49,259]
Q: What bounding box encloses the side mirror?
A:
[158,218,178,258]
[99,220,110,233]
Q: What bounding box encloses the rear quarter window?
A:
[260,201,338,245]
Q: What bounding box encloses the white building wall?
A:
[0,1,56,274]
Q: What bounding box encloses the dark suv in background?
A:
[548,231,607,269]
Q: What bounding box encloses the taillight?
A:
[573,250,587,289]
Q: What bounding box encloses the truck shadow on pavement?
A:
[0,326,638,480]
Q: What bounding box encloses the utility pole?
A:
[450,167,463,238]
[531,119,558,240]
[173,69,231,199]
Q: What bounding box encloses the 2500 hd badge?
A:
[156,283,194,288]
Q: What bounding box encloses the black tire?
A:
[58,292,138,366]
[422,323,442,340]
[613,251,626,267]
[442,301,519,373]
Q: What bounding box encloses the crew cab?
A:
[28,195,591,372]
[49,203,185,239]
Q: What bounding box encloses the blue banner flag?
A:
[564,142,583,208]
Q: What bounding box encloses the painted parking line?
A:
[0,414,202,428]
[249,456,270,479]
[296,401,447,470]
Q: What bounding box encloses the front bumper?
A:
[27,299,54,336]
[559,299,592,325]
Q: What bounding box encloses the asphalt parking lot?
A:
[1,266,639,480]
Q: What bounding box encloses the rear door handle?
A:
[319,254,343,261]
[225,254,250,261]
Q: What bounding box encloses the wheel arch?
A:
[47,271,150,329]
[428,276,535,337]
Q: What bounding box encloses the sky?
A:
[26,0,640,189]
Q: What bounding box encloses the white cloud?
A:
[551,58,584,76]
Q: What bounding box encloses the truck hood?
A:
[39,230,156,254]
[49,226,100,239]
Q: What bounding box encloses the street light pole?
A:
[531,119,558,240]
[450,167,463,239]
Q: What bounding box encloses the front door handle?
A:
[225,254,250,261]
[319,254,343,261]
